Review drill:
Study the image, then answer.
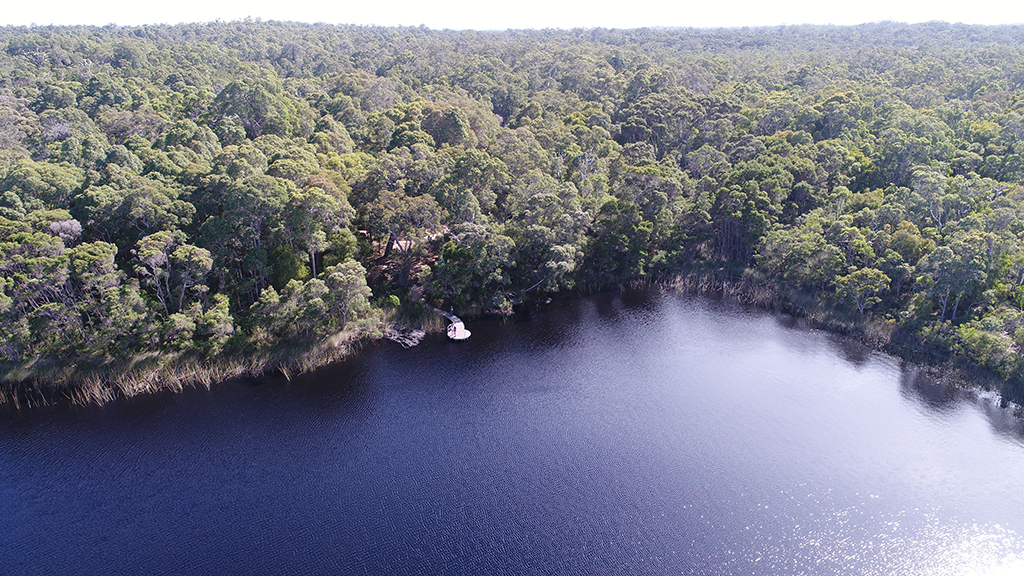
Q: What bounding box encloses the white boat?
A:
[446,320,471,340]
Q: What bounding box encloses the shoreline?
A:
[0,327,377,409]
[3,279,1023,416]
[667,270,1024,415]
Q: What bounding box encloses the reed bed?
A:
[671,270,784,309]
[1,327,374,408]
[0,304,468,409]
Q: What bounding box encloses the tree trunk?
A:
[177,281,193,313]
[951,291,964,320]
[939,287,951,321]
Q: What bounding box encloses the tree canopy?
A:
[4,21,1024,396]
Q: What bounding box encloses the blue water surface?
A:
[3,290,1024,575]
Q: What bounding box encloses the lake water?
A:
[3,289,1024,575]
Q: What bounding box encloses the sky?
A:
[1,0,1022,29]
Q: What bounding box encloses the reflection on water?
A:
[898,365,966,414]
[2,288,1024,576]
[898,365,1024,444]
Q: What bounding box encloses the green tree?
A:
[918,234,987,321]
[585,199,652,285]
[210,66,313,139]
[365,189,442,285]
[170,244,213,312]
[323,259,372,330]
[429,223,515,312]
[134,231,181,316]
[836,267,891,315]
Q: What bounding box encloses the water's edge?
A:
[3,282,1022,417]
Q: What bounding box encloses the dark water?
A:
[3,290,1024,575]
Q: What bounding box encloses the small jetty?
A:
[430,306,471,340]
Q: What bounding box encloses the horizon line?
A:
[3,19,1024,32]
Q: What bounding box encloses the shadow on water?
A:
[826,333,874,367]
[286,349,373,401]
[898,365,963,414]
[775,313,812,331]
[773,311,875,368]
[507,295,590,352]
[899,363,1024,444]
[0,384,186,432]
[0,351,375,432]
[590,287,651,317]
[764,302,1024,444]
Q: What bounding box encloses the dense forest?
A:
[3,21,1024,403]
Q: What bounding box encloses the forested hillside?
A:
[3,21,1024,401]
